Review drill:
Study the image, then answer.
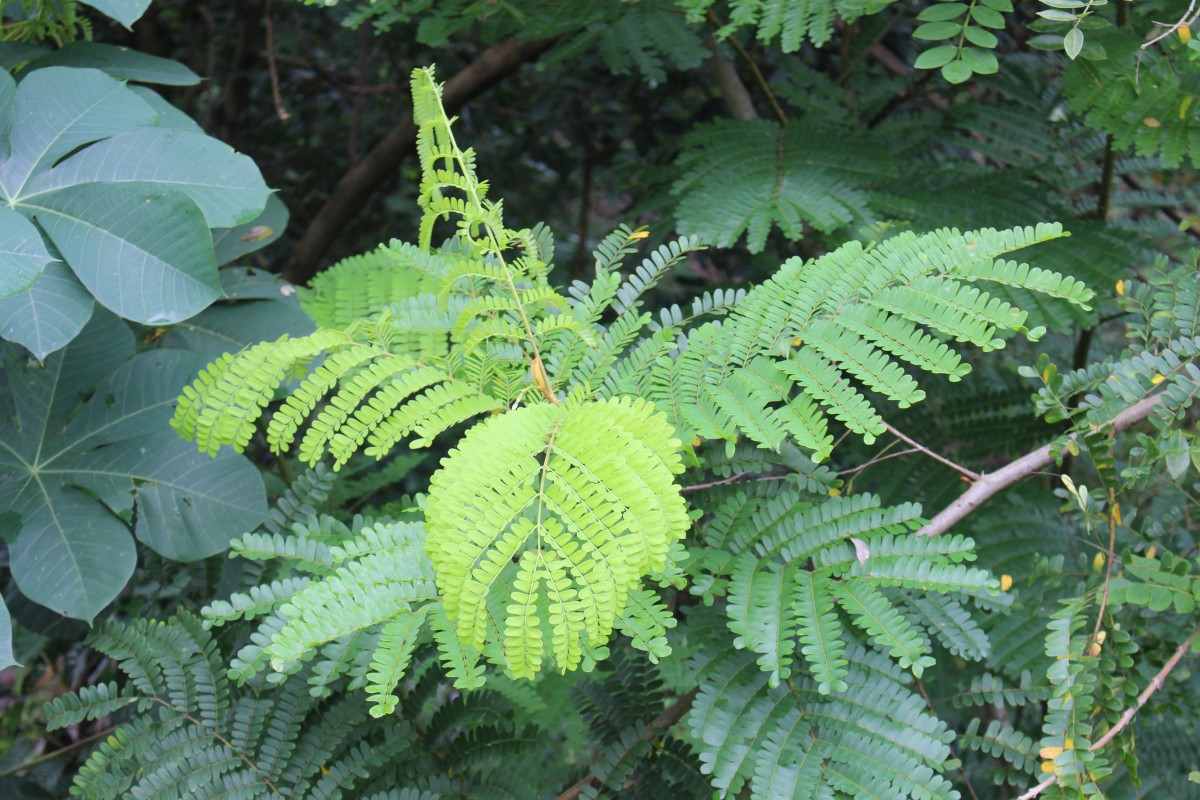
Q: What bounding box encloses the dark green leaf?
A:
[28,128,270,227]
[77,0,152,27]
[0,311,266,619]
[29,185,221,325]
[212,194,289,265]
[0,595,16,674]
[23,42,200,85]
[0,261,93,360]
[0,67,155,197]
[0,207,54,296]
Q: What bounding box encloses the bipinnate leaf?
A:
[425,396,688,678]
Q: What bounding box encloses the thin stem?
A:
[919,391,1166,536]
[437,94,559,404]
[883,422,981,481]
[0,726,115,778]
[706,11,787,126]
[915,679,981,800]
[1091,489,1118,641]
[264,0,291,122]
[556,688,698,800]
[681,471,790,492]
[148,698,284,797]
[1018,627,1200,799]
[837,446,921,476]
[1095,135,1116,222]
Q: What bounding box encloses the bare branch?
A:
[556,688,698,800]
[1017,627,1200,799]
[884,422,981,481]
[918,392,1166,536]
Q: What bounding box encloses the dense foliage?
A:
[1,1,1199,799]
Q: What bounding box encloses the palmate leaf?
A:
[425,396,689,678]
[0,311,265,621]
[19,41,201,85]
[0,64,270,355]
[78,0,153,27]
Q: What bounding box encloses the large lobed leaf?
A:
[0,64,270,357]
[0,311,267,622]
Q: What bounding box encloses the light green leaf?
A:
[914,21,963,40]
[0,206,55,296]
[917,3,969,21]
[964,26,999,48]
[1037,8,1079,21]
[961,47,1000,74]
[27,128,270,227]
[942,60,974,83]
[78,0,152,27]
[23,42,200,85]
[1064,28,1085,59]
[0,261,94,359]
[915,46,959,69]
[971,5,1006,27]
[29,184,221,325]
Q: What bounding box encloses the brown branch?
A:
[265,0,290,122]
[706,38,758,121]
[681,471,791,492]
[282,36,556,285]
[884,422,981,481]
[556,688,698,800]
[1017,627,1200,799]
[0,726,115,778]
[705,12,787,126]
[918,392,1167,536]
